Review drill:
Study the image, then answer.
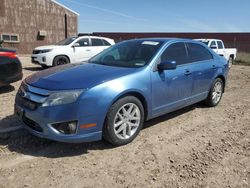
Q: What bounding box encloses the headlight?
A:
[42,90,83,107]
[40,49,52,53]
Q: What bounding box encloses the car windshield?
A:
[89,40,163,68]
[56,37,77,45]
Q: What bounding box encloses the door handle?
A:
[212,65,216,69]
[86,49,91,52]
[184,70,192,76]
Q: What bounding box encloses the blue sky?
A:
[57,0,249,33]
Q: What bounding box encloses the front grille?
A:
[16,94,39,110]
[23,115,43,132]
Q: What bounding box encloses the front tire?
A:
[53,56,69,66]
[103,96,144,146]
[205,78,224,107]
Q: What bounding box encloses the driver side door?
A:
[72,37,91,62]
[151,42,194,117]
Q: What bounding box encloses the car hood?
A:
[25,63,137,90]
[34,45,66,50]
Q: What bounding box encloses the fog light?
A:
[51,120,78,134]
[42,56,46,62]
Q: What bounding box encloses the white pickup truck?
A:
[195,39,237,68]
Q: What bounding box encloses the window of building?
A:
[187,43,213,62]
[161,42,189,66]
[1,34,20,43]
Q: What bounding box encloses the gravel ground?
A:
[0,56,249,188]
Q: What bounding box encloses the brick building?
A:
[0,0,78,54]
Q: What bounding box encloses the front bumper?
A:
[15,103,103,143]
[14,83,104,143]
[31,54,53,66]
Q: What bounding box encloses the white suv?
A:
[31,36,115,67]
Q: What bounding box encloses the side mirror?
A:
[158,61,176,71]
[210,45,217,49]
[72,43,80,48]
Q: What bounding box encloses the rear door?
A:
[186,42,217,104]
[89,38,109,57]
[151,42,193,117]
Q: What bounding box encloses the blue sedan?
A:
[15,38,229,146]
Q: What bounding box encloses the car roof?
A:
[76,35,113,41]
[196,39,222,41]
[125,38,197,44]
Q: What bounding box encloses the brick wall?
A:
[0,0,78,54]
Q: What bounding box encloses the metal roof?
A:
[51,0,80,16]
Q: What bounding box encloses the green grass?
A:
[235,52,250,66]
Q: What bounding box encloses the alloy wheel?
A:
[113,103,141,140]
[212,81,223,104]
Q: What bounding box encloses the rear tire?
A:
[205,78,224,107]
[103,96,144,146]
[228,56,234,68]
[53,56,69,66]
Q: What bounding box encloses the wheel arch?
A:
[109,91,150,121]
[229,54,235,59]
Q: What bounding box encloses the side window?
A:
[217,41,223,49]
[91,38,104,46]
[76,38,89,46]
[210,41,217,49]
[161,42,188,66]
[187,43,213,62]
[102,39,111,46]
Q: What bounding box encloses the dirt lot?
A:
[0,56,249,188]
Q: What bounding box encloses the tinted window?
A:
[217,41,223,49]
[187,43,213,62]
[77,38,89,46]
[102,39,111,46]
[161,42,188,65]
[92,38,104,46]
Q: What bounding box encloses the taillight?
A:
[0,51,17,59]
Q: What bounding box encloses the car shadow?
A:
[23,66,44,71]
[0,103,207,158]
[0,85,15,94]
[143,103,207,129]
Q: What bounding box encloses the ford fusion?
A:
[15,38,229,146]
